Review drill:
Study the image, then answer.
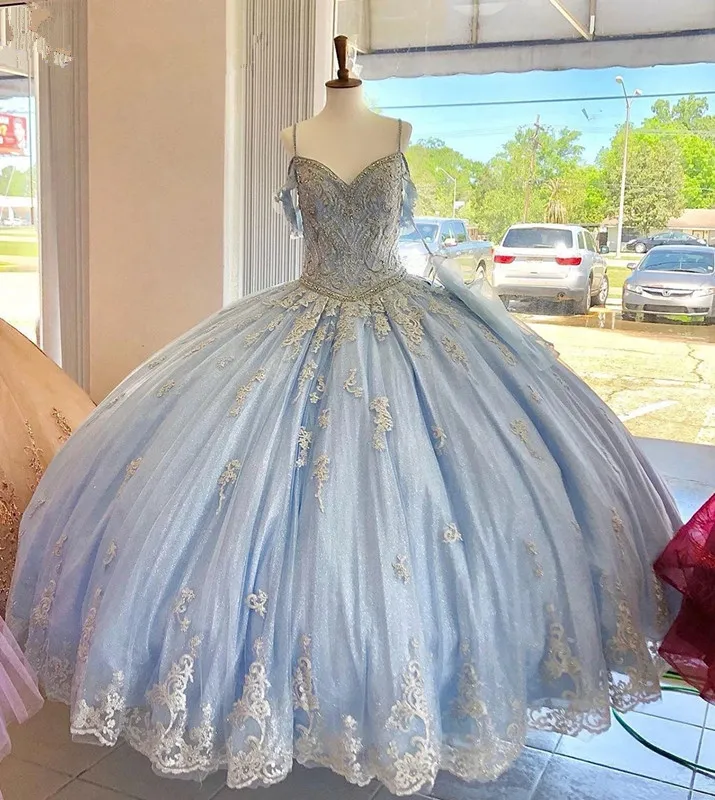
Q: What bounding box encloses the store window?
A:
[0,58,36,343]
[337,1,715,446]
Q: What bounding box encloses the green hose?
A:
[611,678,715,778]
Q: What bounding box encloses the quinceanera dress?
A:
[655,494,715,702]
[8,122,680,796]
[0,319,95,762]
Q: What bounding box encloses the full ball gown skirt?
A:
[8,150,680,795]
[655,494,715,701]
[0,319,96,613]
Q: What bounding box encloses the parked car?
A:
[624,231,707,254]
[622,245,715,322]
[492,223,609,315]
[398,217,493,284]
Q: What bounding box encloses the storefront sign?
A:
[0,114,27,155]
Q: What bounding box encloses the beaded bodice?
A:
[293,153,407,299]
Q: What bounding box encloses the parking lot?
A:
[2,271,715,444]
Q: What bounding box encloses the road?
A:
[2,271,715,445]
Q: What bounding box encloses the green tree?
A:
[598,128,685,232]
[0,166,35,197]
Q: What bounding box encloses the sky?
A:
[364,62,715,164]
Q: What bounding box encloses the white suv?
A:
[492,224,609,315]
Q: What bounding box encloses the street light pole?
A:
[436,167,457,216]
[615,77,642,258]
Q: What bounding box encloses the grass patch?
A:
[607,266,630,293]
[0,240,38,257]
[0,262,36,273]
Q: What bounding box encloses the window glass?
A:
[452,220,467,242]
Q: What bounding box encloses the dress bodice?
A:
[277,122,416,300]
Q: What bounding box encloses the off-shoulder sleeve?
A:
[273,162,303,238]
[399,154,418,229]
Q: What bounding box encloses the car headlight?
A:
[694,287,715,297]
[624,283,643,295]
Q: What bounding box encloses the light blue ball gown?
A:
[8,122,680,796]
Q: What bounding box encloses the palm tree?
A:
[545,179,568,224]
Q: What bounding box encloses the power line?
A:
[380,90,715,112]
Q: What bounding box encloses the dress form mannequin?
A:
[280,36,411,183]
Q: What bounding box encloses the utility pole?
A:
[523,115,543,222]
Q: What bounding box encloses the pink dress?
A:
[0,615,43,761]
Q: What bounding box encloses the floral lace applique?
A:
[310,376,326,404]
[370,396,393,451]
[52,533,68,558]
[173,588,196,632]
[392,555,411,584]
[312,454,330,513]
[146,357,167,370]
[103,540,118,568]
[24,421,44,490]
[442,337,468,369]
[184,337,216,357]
[318,409,331,429]
[0,477,20,615]
[296,428,313,468]
[247,591,268,618]
[120,458,143,490]
[51,408,73,442]
[157,380,176,398]
[510,420,543,460]
[229,369,267,417]
[343,369,364,398]
[524,541,544,578]
[217,460,241,513]
[528,386,543,404]
[217,356,235,370]
[442,524,463,544]
[432,426,447,453]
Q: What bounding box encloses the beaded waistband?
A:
[299,271,407,302]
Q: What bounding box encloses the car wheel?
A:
[475,262,486,282]
[634,242,647,254]
[571,281,592,315]
[621,311,635,322]
[594,274,610,307]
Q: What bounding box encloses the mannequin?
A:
[280,36,412,184]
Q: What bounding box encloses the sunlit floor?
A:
[0,438,714,799]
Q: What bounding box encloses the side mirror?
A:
[443,238,457,247]
[627,262,637,270]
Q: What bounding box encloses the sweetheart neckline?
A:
[290,152,403,187]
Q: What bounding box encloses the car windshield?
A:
[639,250,714,274]
[400,223,439,244]
[502,227,574,249]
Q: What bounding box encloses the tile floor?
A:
[2,437,714,800]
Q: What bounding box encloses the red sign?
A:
[0,115,28,156]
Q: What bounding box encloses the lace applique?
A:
[310,376,326,404]
[229,369,267,417]
[173,588,195,632]
[293,634,320,752]
[217,460,241,513]
[442,524,463,544]
[392,555,411,583]
[0,477,20,615]
[510,420,543,460]
[103,540,118,567]
[147,357,167,370]
[432,426,447,453]
[157,380,176,398]
[246,591,268,618]
[370,396,393,451]
[245,312,286,348]
[386,291,424,353]
[282,305,324,357]
[24,421,44,490]
[52,533,68,558]
[318,409,331,429]
[71,671,127,746]
[312,454,330,513]
[370,304,392,340]
[385,641,438,794]
[185,337,216,357]
[227,638,292,788]
[29,579,57,631]
[428,296,462,328]
[121,458,143,490]
[295,361,318,402]
[442,337,468,369]
[217,356,235,370]
[51,408,72,442]
[76,587,102,666]
[524,541,544,578]
[652,573,671,631]
[528,386,542,403]
[296,428,313,468]
[311,325,332,353]
[611,508,627,561]
[344,369,364,398]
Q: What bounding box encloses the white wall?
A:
[86,0,226,401]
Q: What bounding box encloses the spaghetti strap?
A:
[397,119,403,153]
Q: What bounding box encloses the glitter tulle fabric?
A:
[9,126,681,795]
[655,494,715,702]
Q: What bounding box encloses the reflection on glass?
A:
[0,64,37,344]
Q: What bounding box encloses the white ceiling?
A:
[337,0,715,78]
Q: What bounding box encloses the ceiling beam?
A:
[549,0,593,40]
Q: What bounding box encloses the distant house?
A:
[665,209,715,245]
[600,209,715,249]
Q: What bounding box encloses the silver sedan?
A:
[622,245,715,322]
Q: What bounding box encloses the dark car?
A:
[625,230,706,254]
